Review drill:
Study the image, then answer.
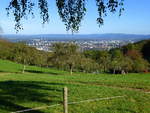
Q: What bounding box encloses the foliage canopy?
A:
[6,0,124,33]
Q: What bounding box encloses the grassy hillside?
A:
[0,59,67,74]
[0,59,150,113]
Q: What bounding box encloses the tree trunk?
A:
[69,64,73,75]
[113,69,116,74]
[104,66,105,73]
[22,65,26,73]
[22,59,26,74]
[121,70,126,75]
[70,67,73,75]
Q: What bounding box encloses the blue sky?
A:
[0,0,150,34]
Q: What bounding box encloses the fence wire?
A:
[11,95,126,113]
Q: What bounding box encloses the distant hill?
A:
[1,33,150,42]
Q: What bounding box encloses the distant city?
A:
[1,34,150,51]
[27,39,134,51]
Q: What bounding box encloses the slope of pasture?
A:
[0,59,67,74]
[0,59,150,113]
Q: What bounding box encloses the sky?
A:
[0,0,150,35]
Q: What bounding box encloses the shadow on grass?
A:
[0,70,22,74]
[25,69,60,75]
[0,70,5,72]
[0,81,65,113]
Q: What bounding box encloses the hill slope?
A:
[0,59,150,113]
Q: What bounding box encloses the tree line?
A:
[0,39,150,74]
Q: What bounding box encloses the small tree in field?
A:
[121,56,133,74]
[110,49,124,74]
[51,43,79,75]
[78,57,99,73]
[98,51,111,73]
[13,42,32,73]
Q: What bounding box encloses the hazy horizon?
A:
[1,33,150,36]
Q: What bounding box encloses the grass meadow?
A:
[0,59,150,113]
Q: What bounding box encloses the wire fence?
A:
[11,95,126,113]
[11,88,150,113]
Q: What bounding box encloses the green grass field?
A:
[0,59,150,113]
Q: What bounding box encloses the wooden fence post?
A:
[63,87,68,113]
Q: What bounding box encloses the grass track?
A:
[0,59,150,113]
